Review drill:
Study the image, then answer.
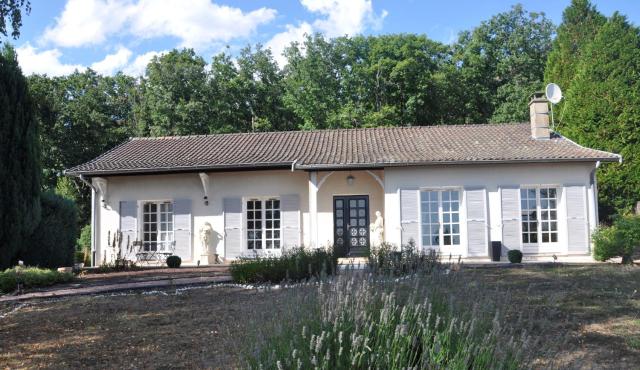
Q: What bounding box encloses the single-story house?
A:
[66,94,620,266]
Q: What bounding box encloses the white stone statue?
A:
[199,222,213,255]
[370,211,384,247]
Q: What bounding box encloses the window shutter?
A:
[173,199,192,261]
[400,189,420,246]
[281,194,300,249]
[465,188,488,257]
[565,185,588,254]
[224,198,243,258]
[119,201,138,261]
[501,186,521,254]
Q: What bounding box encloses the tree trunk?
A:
[621,253,633,264]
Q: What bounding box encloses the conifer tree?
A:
[562,13,640,218]
[0,45,41,268]
[545,0,606,92]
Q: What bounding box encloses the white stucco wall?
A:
[94,170,308,264]
[383,161,598,257]
[92,169,384,264]
[92,161,598,265]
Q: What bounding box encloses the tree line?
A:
[1,0,639,267]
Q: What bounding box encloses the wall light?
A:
[346,174,355,186]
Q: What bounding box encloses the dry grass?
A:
[0,264,638,369]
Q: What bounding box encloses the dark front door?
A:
[334,195,369,256]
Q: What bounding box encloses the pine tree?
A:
[0,45,41,268]
[562,13,640,219]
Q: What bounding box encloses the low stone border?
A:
[0,275,232,303]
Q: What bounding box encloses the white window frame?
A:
[419,188,462,250]
[244,196,282,252]
[520,186,560,248]
[140,200,174,253]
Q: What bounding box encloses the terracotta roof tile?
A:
[65,123,620,176]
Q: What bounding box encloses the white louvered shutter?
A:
[400,189,420,247]
[224,198,243,258]
[501,187,521,254]
[565,185,589,254]
[465,188,488,257]
[281,194,301,249]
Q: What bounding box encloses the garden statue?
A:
[199,222,213,254]
[370,211,384,248]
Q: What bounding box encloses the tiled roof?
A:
[65,123,620,176]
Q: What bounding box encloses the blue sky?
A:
[5,0,640,76]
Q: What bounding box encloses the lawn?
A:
[0,264,638,369]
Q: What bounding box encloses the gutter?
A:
[557,133,622,164]
[291,159,298,172]
[77,174,97,192]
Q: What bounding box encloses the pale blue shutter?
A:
[565,185,589,254]
[224,198,243,258]
[400,189,420,246]
[501,186,521,255]
[465,188,488,257]
[173,199,192,261]
[119,201,138,261]
[281,194,300,249]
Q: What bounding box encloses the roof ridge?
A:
[129,122,530,141]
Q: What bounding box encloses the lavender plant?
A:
[245,270,529,369]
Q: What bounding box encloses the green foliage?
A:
[453,5,554,123]
[368,242,440,275]
[507,250,523,263]
[561,13,640,219]
[593,215,640,264]
[0,266,73,293]
[166,255,181,268]
[76,224,91,265]
[0,44,41,269]
[544,0,605,97]
[230,247,338,284]
[28,71,136,223]
[20,192,77,268]
[134,49,211,136]
[0,0,30,40]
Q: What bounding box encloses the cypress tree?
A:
[544,0,606,92]
[0,45,41,269]
[562,13,640,219]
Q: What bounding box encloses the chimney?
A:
[529,92,550,140]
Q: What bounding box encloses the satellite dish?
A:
[545,83,563,104]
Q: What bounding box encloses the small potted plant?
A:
[507,250,523,263]
[166,255,182,268]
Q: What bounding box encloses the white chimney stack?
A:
[529,92,550,140]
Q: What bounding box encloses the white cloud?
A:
[16,44,84,76]
[122,50,166,76]
[301,0,387,37]
[41,0,277,49]
[265,0,387,67]
[265,22,313,67]
[90,46,132,75]
[41,0,131,48]
[130,0,277,49]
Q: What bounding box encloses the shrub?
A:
[166,255,182,268]
[593,214,640,264]
[368,242,440,275]
[19,192,78,268]
[507,250,523,263]
[0,266,74,293]
[245,273,524,369]
[76,224,91,265]
[230,247,338,284]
